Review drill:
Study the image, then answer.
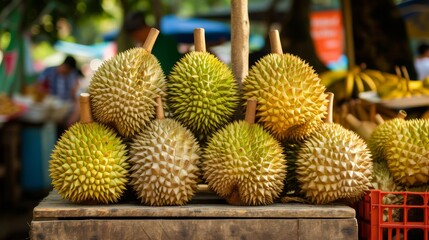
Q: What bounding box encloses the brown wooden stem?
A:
[194,28,206,52]
[397,110,407,119]
[342,0,355,69]
[155,96,164,120]
[244,98,257,124]
[231,0,249,90]
[269,30,283,54]
[79,93,93,124]
[325,92,334,124]
[375,114,385,125]
[142,28,159,53]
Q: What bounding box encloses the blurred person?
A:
[415,42,429,79]
[36,55,81,133]
[124,11,183,75]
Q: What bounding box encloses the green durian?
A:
[385,119,429,186]
[49,93,129,204]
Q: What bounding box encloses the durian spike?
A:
[79,93,93,124]
[375,114,385,125]
[345,113,377,140]
[325,92,334,124]
[269,30,283,54]
[244,98,257,124]
[141,28,160,53]
[155,96,165,120]
[194,28,206,52]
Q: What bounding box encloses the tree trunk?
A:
[280,0,328,74]
[351,0,417,78]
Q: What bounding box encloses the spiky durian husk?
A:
[88,48,166,137]
[243,53,327,140]
[368,118,404,163]
[385,119,429,186]
[203,121,286,206]
[296,123,373,204]
[284,120,323,143]
[168,52,239,140]
[130,119,200,206]
[49,123,129,203]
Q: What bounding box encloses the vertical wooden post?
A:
[342,0,355,69]
[231,0,249,90]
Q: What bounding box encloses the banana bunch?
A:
[376,66,429,100]
[321,66,381,101]
[0,94,20,116]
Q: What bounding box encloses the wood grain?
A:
[32,219,299,240]
[231,0,249,90]
[33,191,355,219]
[298,219,358,240]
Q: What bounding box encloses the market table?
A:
[31,191,357,240]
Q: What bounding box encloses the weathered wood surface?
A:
[31,219,298,240]
[33,191,355,219]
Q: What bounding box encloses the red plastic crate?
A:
[356,189,429,240]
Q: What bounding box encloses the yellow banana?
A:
[364,69,386,83]
[354,73,365,93]
[320,70,348,88]
[359,72,377,91]
[345,72,354,98]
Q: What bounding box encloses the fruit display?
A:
[88,28,166,137]
[49,93,129,204]
[385,119,429,186]
[168,28,239,142]
[129,97,200,206]
[296,93,373,204]
[243,30,327,142]
[202,99,286,206]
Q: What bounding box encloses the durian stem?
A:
[142,28,160,53]
[194,28,206,52]
[325,92,334,124]
[269,30,283,54]
[79,93,93,124]
[155,96,165,120]
[244,98,257,124]
[345,114,361,130]
[375,114,385,125]
[226,187,242,206]
[369,103,376,122]
[397,110,407,119]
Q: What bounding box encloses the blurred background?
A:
[0,0,428,239]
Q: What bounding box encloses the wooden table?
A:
[31,191,357,240]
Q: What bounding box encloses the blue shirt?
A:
[37,66,79,101]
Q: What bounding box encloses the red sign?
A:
[310,10,343,65]
[3,50,18,75]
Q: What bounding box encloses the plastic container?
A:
[356,189,429,240]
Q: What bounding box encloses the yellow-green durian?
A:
[49,123,129,204]
[89,47,166,137]
[243,53,327,140]
[203,120,286,206]
[385,119,429,186]
[168,51,239,141]
[368,116,406,163]
[296,123,373,204]
[130,117,200,206]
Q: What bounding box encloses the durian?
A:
[296,93,373,204]
[168,28,239,141]
[89,28,166,137]
[203,99,286,206]
[49,93,129,204]
[368,111,407,163]
[130,97,200,206]
[385,119,429,186]
[243,30,327,141]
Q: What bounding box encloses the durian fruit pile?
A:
[49,27,378,206]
